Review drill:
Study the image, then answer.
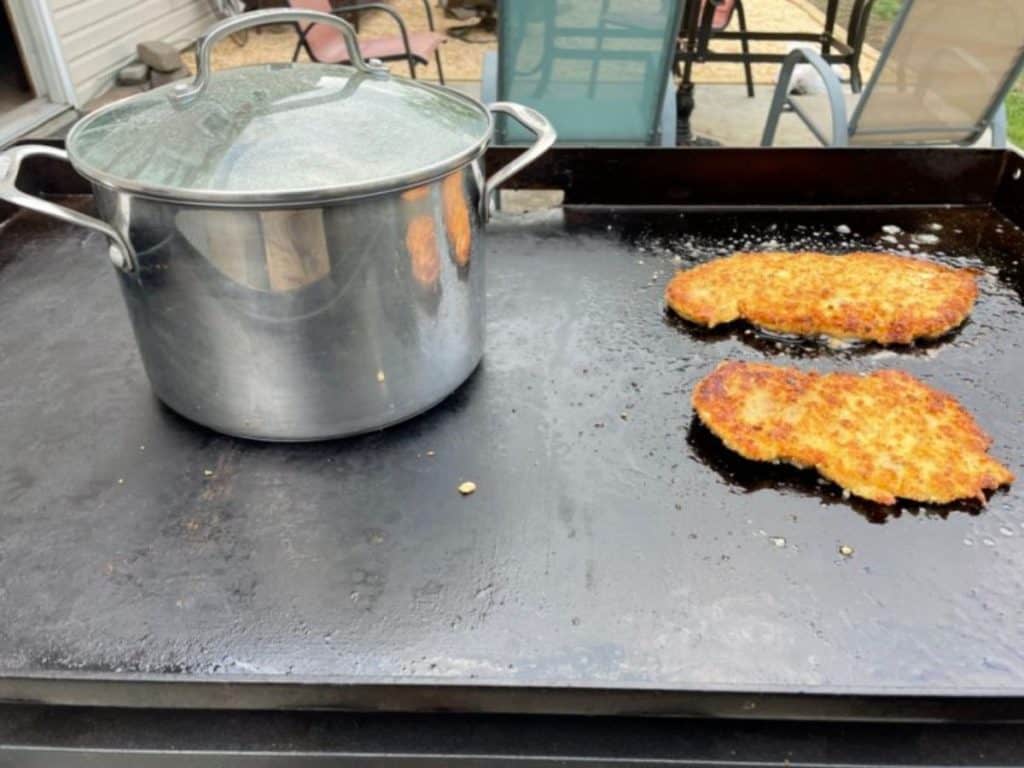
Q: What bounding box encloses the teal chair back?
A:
[493,0,682,145]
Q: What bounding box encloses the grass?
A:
[870,0,903,22]
[1005,91,1024,147]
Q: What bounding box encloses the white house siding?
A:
[47,0,215,106]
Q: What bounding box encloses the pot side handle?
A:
[483,102,557,221]
[171,9,390,106]
[0,144,135,272]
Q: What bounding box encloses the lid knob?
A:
[367,59,390,80]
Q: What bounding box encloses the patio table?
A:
[676,0,872,144]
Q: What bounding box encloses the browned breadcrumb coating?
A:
[666,252,978,345]
[692,361,1014,505]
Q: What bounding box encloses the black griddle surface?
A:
[1,201,1022,716]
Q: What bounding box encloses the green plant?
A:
[1005,91,1024,147]
[872,0,903,22]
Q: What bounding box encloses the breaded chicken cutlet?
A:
[666,251,978,345]
[692,361,1014,506]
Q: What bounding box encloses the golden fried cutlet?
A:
[666,252,978,345]
[692,361,1014,505]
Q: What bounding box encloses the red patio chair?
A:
[288,0,447,83]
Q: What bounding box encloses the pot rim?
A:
[65,71,495,207]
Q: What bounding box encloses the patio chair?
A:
[761,0,1024,147]
[288,0,446,83]
[679,0,755,98]
[481,0,683,146]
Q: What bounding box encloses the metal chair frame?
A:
[290,0,445,83]
[674,0,754,97]
[678,0,876,98]
[761,0,1020,147]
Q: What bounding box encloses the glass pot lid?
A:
[66,10,492,205]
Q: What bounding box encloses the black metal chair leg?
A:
[434,49,446,85]
[735,0,755,98]
[847,0,875,94]
[291,23,307,63]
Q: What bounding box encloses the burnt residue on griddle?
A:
[686,416,989,525]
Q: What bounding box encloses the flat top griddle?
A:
[0,148,1022,721]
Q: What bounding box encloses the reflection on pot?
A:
[401,184,431,203]
[259,210,331,291]
[176,207,330,292]
[442,171,472,269]
[406,214,441,290]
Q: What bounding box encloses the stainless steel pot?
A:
[0,9,554,441]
